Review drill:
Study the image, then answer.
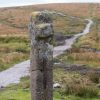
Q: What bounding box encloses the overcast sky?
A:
[0,0,100,8]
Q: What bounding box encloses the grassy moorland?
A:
[0,3,100,100]
[0,10,86,71]
[0,3,89,36]
[0,4,99,70]
[0,3,100,35]
[59,17,100,67]
[74,18,100,50]
[0,36,29,71]
[44,4,100,68]
[0,68,99,100]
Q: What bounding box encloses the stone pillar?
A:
[29,11,54,100]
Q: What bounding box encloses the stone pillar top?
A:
[29,11,54,43]
[31,11,53,24]
[29,10,53,100]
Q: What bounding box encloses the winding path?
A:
[0,19,93,87]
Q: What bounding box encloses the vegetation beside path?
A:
[0,36,29,71]
[0,68,100,100]
[58,18,100,68]
[0,15,86,72]
[0,4,100,100]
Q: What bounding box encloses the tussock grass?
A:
[53,16,86,35]
[0,68,99,100]
[59,50,100,67]
[0,36,29,71]
[87,70,100,84]
[62,18,100,67]
[0,36,29,43]
[53,68,99,98]
[74,18,100,50]
[0,52,28,71]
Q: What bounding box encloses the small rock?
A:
[0,86,4,89]
[53,83,61,88]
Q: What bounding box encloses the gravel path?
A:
[0,19,93,87]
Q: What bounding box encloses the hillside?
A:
[0,3,100,35]
[0,3,100,100]
[0,3,100,70]
[0,3,87,71]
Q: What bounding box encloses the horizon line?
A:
[0,2,100,8]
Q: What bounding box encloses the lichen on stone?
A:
[35,23,53,39]
[36,23,51,28]
[31,11,40,20]
[31,11,53,24]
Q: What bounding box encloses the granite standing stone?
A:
[29,11,54,100]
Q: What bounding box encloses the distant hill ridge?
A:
[0,3,99,35]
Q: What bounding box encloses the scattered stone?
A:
[53,83,61,89]
[0,86,4,89]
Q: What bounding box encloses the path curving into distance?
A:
[53,19,93,57]
[0,19,93,87]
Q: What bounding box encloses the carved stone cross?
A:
[29,11,54,100]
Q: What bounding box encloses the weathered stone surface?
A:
[29,11,53,100]
[30,70,44,100]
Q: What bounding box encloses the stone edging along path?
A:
[0,19,93,87]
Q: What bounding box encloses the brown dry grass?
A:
[0,3,100,35]
[75,19,100,50]
[33,3,100,18]
[0,3,99,69]
[60,49,100,67]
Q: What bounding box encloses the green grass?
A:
[53,68,100,98]
[0,76,61,100]
[0,89,99,100]
[0,89,61,100]
[0,89,31,100]
[62,95,100,100]
[0,68,99,100]
[0,36,29,43]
